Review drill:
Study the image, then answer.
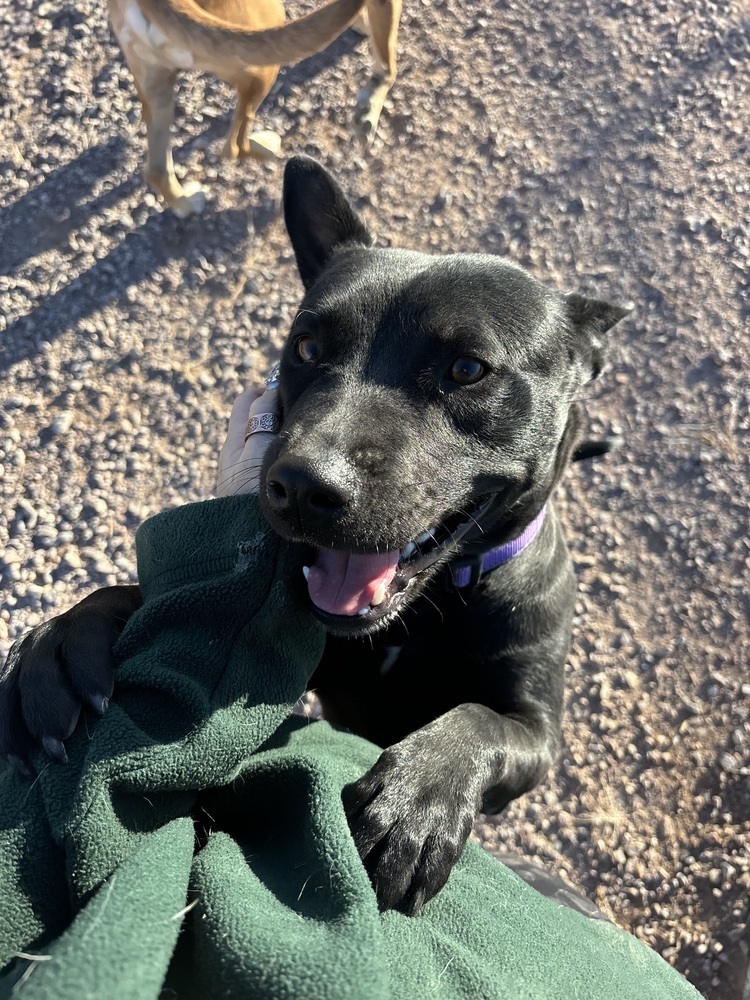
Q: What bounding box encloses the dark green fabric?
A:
[0,496,701,999]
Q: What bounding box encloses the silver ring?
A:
[264,363,281,390]
[244,412,280,441]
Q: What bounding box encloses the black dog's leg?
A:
[315,558,570,917]
[0,584,142,772]
[343,700,559,915]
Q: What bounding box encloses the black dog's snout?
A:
[266,456,353,520]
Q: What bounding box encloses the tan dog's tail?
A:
[137,0,365,69]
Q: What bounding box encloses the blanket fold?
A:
[0,496,701,999]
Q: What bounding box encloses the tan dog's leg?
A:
[223,67,281,161]
[355,0,401,144]
[130,59,207,218]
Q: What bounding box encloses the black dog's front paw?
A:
[0,585,141,775]
[343,743,479,915]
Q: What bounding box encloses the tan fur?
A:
[353,0,401,143]
[109,0,376,216]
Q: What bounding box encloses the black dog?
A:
[0,157,628,915]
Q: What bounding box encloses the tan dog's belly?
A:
[116,1,198,69]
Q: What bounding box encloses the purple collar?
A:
[450,505,547,589]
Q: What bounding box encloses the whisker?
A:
[393,611,410,639]
[419,592,445,623]
[215,459,265,495]
[23,761,52,806]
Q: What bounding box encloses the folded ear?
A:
[283,157,373,289]
[566,293,632,379]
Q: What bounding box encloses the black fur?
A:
[0,158,629,915]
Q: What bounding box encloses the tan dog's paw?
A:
[354,89,384,147]
[223,140,240,160]
[354,110,378,146]
[171,183,207,218]
[248,130,282,161]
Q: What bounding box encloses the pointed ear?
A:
[283,157,373,289]
[566,293,632,379]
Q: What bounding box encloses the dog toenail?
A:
[42,737,68,764]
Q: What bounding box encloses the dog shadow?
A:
[0,136,132,280]
[0,198,259,376]
[0,132,284,376]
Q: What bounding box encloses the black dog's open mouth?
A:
[303,499,493,632]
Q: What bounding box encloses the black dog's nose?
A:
[266,456,352,519]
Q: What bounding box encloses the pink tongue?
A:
[307,548,400,616]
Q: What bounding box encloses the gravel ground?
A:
[1,0,748,996]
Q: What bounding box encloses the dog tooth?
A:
[415,530,433,546]
[371,582,387,606]
[401,541,416,560]
[302,566,310,581]
[358,607,370,616]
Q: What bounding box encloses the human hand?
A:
[216,372,280,497]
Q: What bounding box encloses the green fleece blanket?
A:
[0,496,701,999]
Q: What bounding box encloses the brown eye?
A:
[448,356,487,385]
[296,336,320,363]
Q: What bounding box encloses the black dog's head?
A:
[260,157,628,636]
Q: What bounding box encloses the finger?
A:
[261,384,280,414]
[217,381,282,497]
[238,383,281,472]
[218,389,263,492]
[224,388,263,457]
[244,381,281,427]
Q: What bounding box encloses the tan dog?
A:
[109,0,399,216]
